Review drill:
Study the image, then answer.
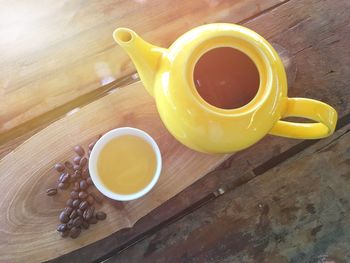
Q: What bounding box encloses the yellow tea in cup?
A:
[97,135,157,195]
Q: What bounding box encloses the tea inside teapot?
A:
[193,47,260,110]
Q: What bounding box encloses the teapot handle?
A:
[269,98,337,139]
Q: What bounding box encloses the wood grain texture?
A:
[0,74,136,158]
[0,82,229,262]
[52,0,350,261]
[0,0,284,134]
[108,119,350,263]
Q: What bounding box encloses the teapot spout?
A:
[113,28,166,96]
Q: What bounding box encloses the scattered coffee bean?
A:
[70,191,79,199]
[67,219,74,229]
[61,173,70,184]
[73,156,82,165]
[64,161,74,170]
[57,224,67,232]
[70,209,78,219]
[72,182,80,191]
[82,167,89,178]
[79,191,88,199]
[86,177,93,186]
[80,157,87,167]
[46,188,57,196]
[66,199,74,207]
[59,211,69,223]
[96,211,107,220]
[73,217,83,227]
[77,209,83,217]
[54,163,65,172]
[88,142,95,150]
[79,180,88,190]
[51,144,109,239]
[90,192,103,204]
[73,164,81,171]
[74,145,85,157]
[70,227,81,239]
[64,207,73,215]
[86,195,95,205]
[58,173,66,183]
[60,230,69,237]
[89,216,98,224]
[79,200,88,210]
[58,182,69,190]
[72,199,80,208]
[82,221,89,229]
[72,170,81,181]
[83,207,94,221]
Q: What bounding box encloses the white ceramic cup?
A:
[88,127,162,201]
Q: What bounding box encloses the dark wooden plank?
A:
[0,0,283,137]
[107,120,350,263]
[50,0,350,261]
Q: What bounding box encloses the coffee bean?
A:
[64,161,74,170]
[59,211,69,223]
[61,173,70,184]
[64,207,73,215]
[82,221,89,229]
[96,211,107,220]
[83,207,94,221]
[79,200,88,210]
[73,217,83,227]
[77,209,83,217]
[72,182,80,191]
[73,156,81,165]
[54,163,65,172]
[73,164,81,171]
[70,209,78,219]
[58,182,69,190]
[72,199,80,208]
[46,188,57,196]
[66,199,74,207]
[79,180,88,190]
[89,216,98,224]
[90,192,103,204]
[80,157,87,167]
[57,224,67,232]
[88,142,95,150]
[72,170,81,181]
[74,145,85,157]
[87,195,95,205]
[86,177,93,186]
[58,173,65,182]
[60,230,69,237]
[70,227,81,239]
[79,191,88,199]
[70,191,79,199]
[67,219,74,229]
[82,167,89,178]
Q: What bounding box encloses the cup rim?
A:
[88,127,162,201]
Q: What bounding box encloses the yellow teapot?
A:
[113,23,337,153]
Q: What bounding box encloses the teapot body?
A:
[114,23,337,153]
[153,24,287,153]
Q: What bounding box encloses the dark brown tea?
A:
[193,47,260,109]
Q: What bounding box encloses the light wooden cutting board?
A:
[0,82,229,262]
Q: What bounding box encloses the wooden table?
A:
[1,0,349,262]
